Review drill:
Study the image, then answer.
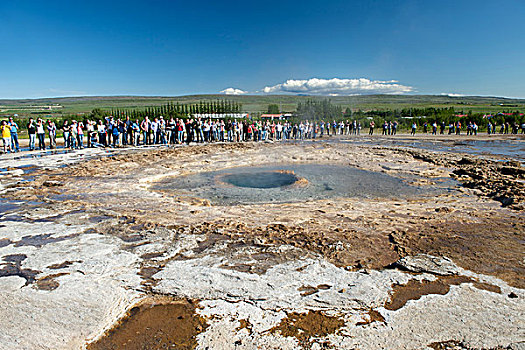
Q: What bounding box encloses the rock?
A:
[508,342,525,350]
[500,166,525,177]
[395,254,460,276]
[457,157,476,165]
[0,169,24,177]
[43,180,64,187]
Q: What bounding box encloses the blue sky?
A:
[1,0,524,98]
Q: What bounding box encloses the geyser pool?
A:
[221,170,300,189]
[152,164,425,205]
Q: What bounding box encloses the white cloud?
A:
[220,87,247,95]
[262,78,413,95]
[440,93,465,97]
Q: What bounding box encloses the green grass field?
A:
[1,94,524,118]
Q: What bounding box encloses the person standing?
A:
[411,122,417,135]
[47,120,57,149]
[36,118,46,150]
[132,119,140,146]
[124,116,132,146]
[86,120,94,147]
[8,117,19,152]
[27,118,37,151]
[185,119,193,145]
[97,119,106,146]
[70,120,78,149]
[141,117,150,145]
[150,118,159,144]
[62,120,71,149]
[369,121,375,135]
[77,120,84,148]
[112,121,120,147]
[1,120,11,153]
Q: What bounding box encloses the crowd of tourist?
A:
[1,115,524,154]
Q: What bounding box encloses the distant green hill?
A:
[1,94,524,117]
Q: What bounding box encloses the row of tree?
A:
[108,100,243,120]
[346,107,524,129]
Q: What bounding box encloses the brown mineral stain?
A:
[298,285,319,296]
[317,284,331,290]
[428,340,465,350]
[385,275,502,311]
[87,298,207,350]
[140,251,165,260]
[427,339,507,350]
[47,260,81,269]
[385,276,470,310]
[472,281,502,294]
[298,284,332,297]
[270,310,344,345]
[34,272,69,291]
[356,309,385,326]
[236,318,253,333]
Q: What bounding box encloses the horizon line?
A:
[1,93,525,101]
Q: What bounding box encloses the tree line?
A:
[348,107,524,129]
[109,100,242,120]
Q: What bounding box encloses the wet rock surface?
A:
[395,254,461,275]
[0,136,523,349]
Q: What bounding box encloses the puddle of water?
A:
[14,233,80,248]
[0,238,12,247]
[87,299,207,350]
[153,164,429,205]
[11,149,75,160]
[0,199,20,214]
[0,254,41,285]
[341,137,525,161]
[3,254,27,263]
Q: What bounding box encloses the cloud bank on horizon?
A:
[220,88,248,95]
[263,78,413,95]
[221,78,414,96]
